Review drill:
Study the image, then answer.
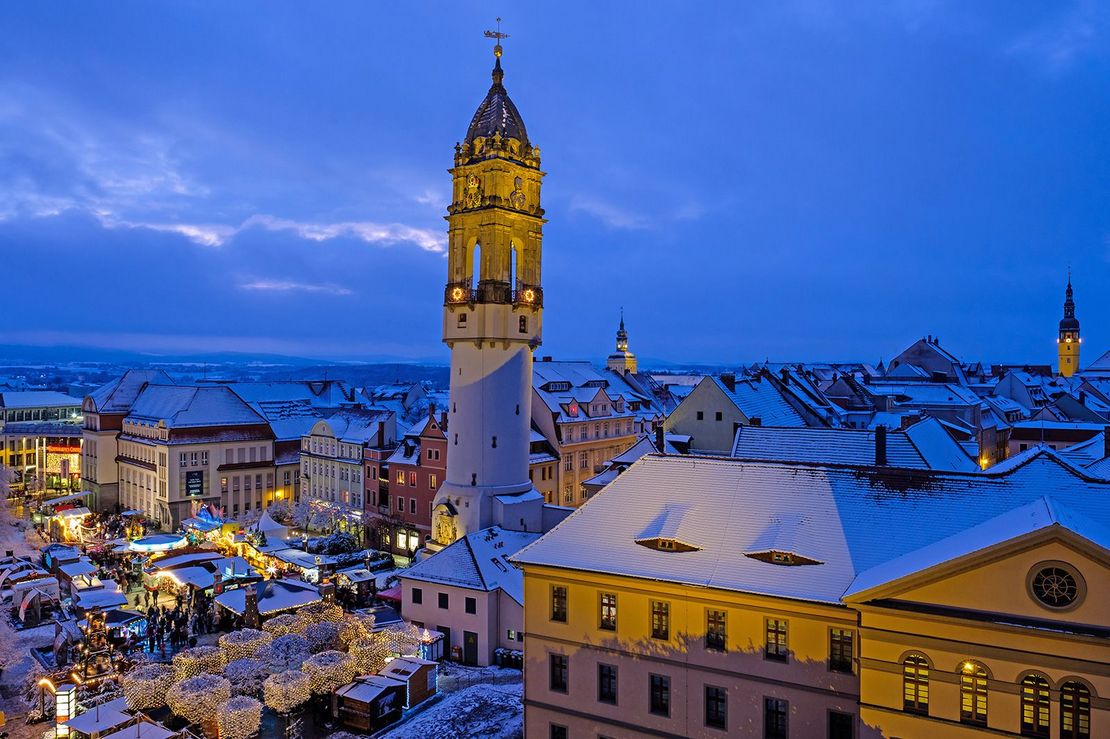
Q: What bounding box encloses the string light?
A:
[302,650,356,695]
[121,664,174,711]
[262,670,311,715]
[172,645,226,679]
[167,673,231,725]
[216,696,262,739]
[219,628,273,662]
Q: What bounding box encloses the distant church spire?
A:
[607,308,637,374]
[1057,270,1081,378]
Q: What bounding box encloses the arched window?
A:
[902,654,929,715]
[959,662,988,725]
[1061,681,1091,739]
[510,242,518,288]
[1021,674,1050,738]
[472,242,482,289]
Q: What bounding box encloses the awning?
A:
[44,491,91,505]
[121,510,144,517]
[377,584,402,602]
[56,507,92,518]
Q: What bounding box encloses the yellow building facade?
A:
[513,453,1108,739]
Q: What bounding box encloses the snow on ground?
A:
[382,682,523,739]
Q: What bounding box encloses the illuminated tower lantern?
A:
[1057,273,1081,377]
[433,25,545,545]
[606,309,638,374]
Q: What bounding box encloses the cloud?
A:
[1006,2,1106,73]
[569,196,652,230]
[239,279,353,296]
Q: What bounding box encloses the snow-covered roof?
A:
[214,578,320,615]
[712,376,806,427]
[128,385,266,428]
[512,451,1110,605]
[101,722,176,739]
[336,675,404,703]
[62,707,131,735]
[731,418,977,472]
[399,526,540,606]
[87,370,176,414]
[59,560,98,578]
[845,497,1110,597]
[314,407,394,444]
[0,390,82,409]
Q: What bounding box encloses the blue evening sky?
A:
[1,2,1108,366]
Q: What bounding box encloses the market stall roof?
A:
[335,675,405,703]
[336,566,374,583]
[62,707,131,736]
[101,722,175,739]
[80,609,146,629]
[57,507,92,518]
[59,560,98,578]
[44,492,92,505]
[120,510,144,517]
[129,534,186,552]
[214,578,320,616]
[377,585,402,601]
[151,551,223,570]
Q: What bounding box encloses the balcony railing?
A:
[444,281,543,307]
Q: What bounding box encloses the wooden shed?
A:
[334,675,405,732]
[377,656,438,708]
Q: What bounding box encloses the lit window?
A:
[960,662,987,726]
[651,601,669,640]
[765,619,787,661]
[1020,674,1050,737]
[903,654,930,715]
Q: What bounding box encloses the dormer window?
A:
[744,550,822,566]
[635,537,700,553]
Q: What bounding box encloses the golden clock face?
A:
[451,287,464,301]
[522,288,535,303]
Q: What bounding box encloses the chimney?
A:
[428,402,436,420]
[749,417,762,427]
[1104,426,1110,459]
[376,422,385,449]
[875,426,888,466]
[440,411,448,431]
[720,373,736,392]
[1079,390,1086,405]
[655,426,666,454]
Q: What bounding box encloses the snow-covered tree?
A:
[261,634,311,672]
[219,628,272,662]
[262,613,299,637]
[302,650,356,694]
[303,621,341,654]
[122,664,175,711]
[223,658,267,697]
[216,696,262,739]
[172,645,226,679]
[167,673,231,726]
[262,670,311,715]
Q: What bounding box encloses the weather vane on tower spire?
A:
[484,17,509,58]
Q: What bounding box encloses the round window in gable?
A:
[1027,561,1084,611]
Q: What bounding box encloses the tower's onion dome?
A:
[465,52,529,147]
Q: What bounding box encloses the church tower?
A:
[606,309,638,374]
[1057,273,1081,377]
[432,32,546,545]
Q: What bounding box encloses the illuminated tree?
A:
[121,664,175,711]
[302,650,356,694]
[224,658,267,697]
[261,634,311,672]
[262,614,299,637]
[173,645,226,679]
[167,673,231,725]
[216,696,262,739]
[262,670,311,715]
[219,628,272,662]
[303,621,340,653]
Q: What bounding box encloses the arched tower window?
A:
[510,241,518,288]
[959,662,988,725]
[472,242,482,289]
[1060,681,1091,739]
[902,654,929,715]
[1020,674,1051,737]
